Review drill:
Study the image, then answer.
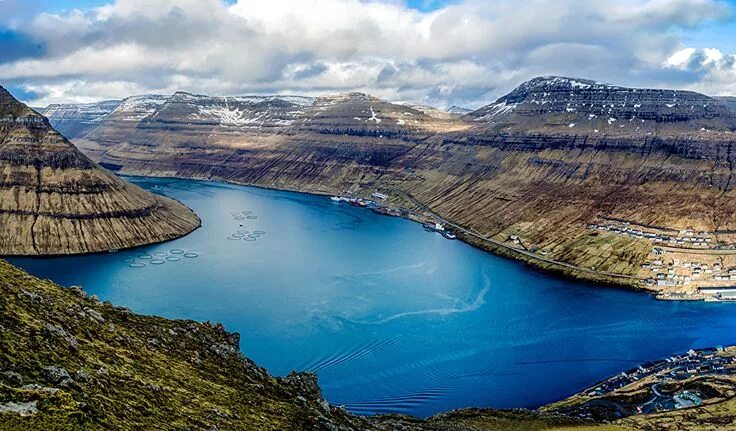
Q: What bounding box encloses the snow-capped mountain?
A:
[157,92,315,128]
[447,105,473,115]
[40,100,122,139]
[468,76,736,134]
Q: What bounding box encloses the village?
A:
[552,347,736,421]
[334,194,736,301]
[587,220,736,301]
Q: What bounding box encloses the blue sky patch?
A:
[0,29,44,63]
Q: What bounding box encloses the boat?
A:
[442,231,457,240]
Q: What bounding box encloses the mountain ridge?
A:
[0,86,201,256]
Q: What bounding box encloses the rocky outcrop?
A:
[0,86,200,255]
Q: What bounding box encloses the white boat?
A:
[371,192,388,200]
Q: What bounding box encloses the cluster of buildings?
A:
[644,257,731,287]
[587,222,714,248]
[641,250,736,297]
[559,347,736,420]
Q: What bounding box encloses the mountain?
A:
[44,78,736,294]
[447,105,473,115]
[469,76,736,134]
[4,258,718,430]
[717,96,736,112]
[40,100,121,139]
[0,86,200,255]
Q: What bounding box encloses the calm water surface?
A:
[10,177,736,417]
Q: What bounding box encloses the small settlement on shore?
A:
[549,346,736,422]
[332,191,736,302]
[588,219,736,301]
[330,192,458,240]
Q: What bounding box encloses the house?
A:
[371,192,388,200]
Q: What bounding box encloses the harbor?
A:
[330,193,458,240]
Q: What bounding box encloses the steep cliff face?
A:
[0,86,200,256]
[47,78,736,287]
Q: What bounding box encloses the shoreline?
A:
[0,196,202,259]
[8,175,736,427]
[118,171,673,300]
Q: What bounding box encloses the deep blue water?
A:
[10,177,736,417]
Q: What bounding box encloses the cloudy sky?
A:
[2,0,736,108]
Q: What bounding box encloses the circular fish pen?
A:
[128,262,146,268]
[153,252,168,257]
[138,254,153,260]
[150,259,166,265]
[166,256,181,262]
[183,252,199,258]
[170,249,185,255]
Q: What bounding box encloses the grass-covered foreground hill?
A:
[0,258,729,431]
[0,260,370,430]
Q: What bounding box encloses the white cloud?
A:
[664,47,736,95]
[1,0,735,108]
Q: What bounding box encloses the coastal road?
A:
[392,189,645,283]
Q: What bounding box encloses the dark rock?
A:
[42,366,72,385]
[1,371,23,386]
[75,370,90,383]
[281,371,322,401]
[69,286,87,298]
[226,331,240,349]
